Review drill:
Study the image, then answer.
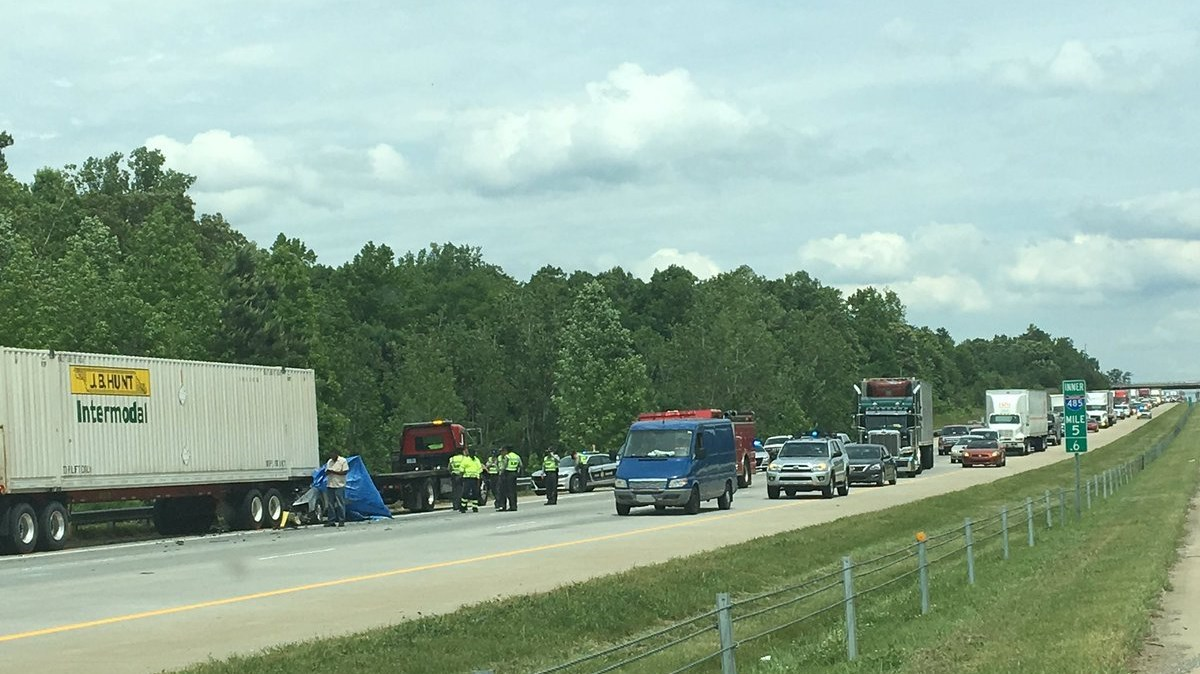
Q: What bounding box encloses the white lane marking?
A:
[495,521,540,530]
[257,547,335,561]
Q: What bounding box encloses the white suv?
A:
[766,437,850,499]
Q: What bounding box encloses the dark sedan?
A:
[845,443,898,486]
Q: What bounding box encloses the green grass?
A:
[181,407,1194,674]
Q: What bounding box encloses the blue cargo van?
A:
[613,418,737,515]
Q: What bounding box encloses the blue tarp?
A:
[311,455,392,521]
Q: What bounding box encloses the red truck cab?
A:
[392,420,468,472]
[634,409,757,487]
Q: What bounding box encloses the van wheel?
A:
[5,503,38,555]
[684,487,701,515]
[263,489,284,529]
[717,482,733,510]
[616,503,632,516]
[738,459,752,488]
[767,486,780,500]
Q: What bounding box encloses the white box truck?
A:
[985,389,1050,455]
[1086,391,1114,428]
[0,347,320,554]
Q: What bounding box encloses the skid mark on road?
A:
[0,500,803,643]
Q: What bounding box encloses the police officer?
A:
[461,448,483,513]
[448,448,465,512]
[484,449,500,511]
[572,449,590,493]
[501,445,523,512]
[542,446,561,506]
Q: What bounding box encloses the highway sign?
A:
[1062,379,1088,454]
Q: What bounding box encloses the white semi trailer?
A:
[0,347,320,554]
[985,389,1050,455]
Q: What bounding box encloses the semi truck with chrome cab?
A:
[853,378,935,476]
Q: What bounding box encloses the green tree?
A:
[553,280,650,452]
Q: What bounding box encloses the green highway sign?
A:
[1062,379,1088,454]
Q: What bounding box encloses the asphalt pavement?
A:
[0,412,1164,673]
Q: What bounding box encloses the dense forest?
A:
[0,137,1119,470]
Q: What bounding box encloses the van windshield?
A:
[624,430,693,458]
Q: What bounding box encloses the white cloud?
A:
[147,130,278,191]
[442,63,765,191]
[1113,189,1200,231]
[995,40,1162,94]
[880,18,918,52]
[367,143,409,182]
[634,248,721,281]
[51,78,73,89]
[1008,234,1200,299]
[889,274,989,312]
[1152,306,1200,344]
[799,232,911,281]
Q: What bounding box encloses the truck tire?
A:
[920,446,935,471]
[187,497,217,534]
[37,501,69,552]
[419,479,437,512]
[837,473,850,497]
[5,502,38,555]
[717,482,733,510]
[616,503,632,516]
[821,481,834,499]
[684,487,701,515]
[237,489,266,530]
[263,489,284,529]
[767,486,780,499]
[738,458,752,488]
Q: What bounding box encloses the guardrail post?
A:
[842,556,857,661]
[716,593,737,674]
[964,518,975,585]
[1087,476,1093,510]
[1058,488,1066,526]
[1000,506,1009,560]
[917,536,930,615]
[1045,490,1052,529]
[1026,497,1035,547]
[1103,470,1109,499]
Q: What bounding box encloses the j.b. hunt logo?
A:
[76,400,148,424]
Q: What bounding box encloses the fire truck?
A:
[634,409,757,487]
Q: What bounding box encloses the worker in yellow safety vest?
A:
[542,447,561,506]
[460,448,484,513]
[499,446,523,512]
[448,450,466,512]
[484,450,499,510]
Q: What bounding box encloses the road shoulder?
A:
[1139,484,1200,674]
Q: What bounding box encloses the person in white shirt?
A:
[324,450,349,527]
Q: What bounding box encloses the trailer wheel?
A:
[5,503,38,555]
[419,479,437,512]
[237,489,266,530]
[37,501,69,552]
[263,489,284,529]
[738,458,752,488]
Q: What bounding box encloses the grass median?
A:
[182,406,1192,674]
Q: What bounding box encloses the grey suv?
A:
[765,437,850,499]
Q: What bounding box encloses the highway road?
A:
[0,412,1168,673]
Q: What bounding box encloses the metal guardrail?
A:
[532,402,1194,674]
[71,506,154,526]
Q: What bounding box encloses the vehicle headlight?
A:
[614,478,627,488]
[991,451,1000,457]
[667,478,689,489]
[768,462,780,472]
[815,463,828,471]
[869,463,881,471]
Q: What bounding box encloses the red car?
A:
[1086,419,1100,433]
[960,439,1006,468]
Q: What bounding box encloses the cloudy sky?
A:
[4,1,1200,381]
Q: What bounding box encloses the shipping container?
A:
[0,347,320,554]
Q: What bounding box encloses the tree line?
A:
[0,139,1117,470]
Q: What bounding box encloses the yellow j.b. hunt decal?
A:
[69,365,151,397]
